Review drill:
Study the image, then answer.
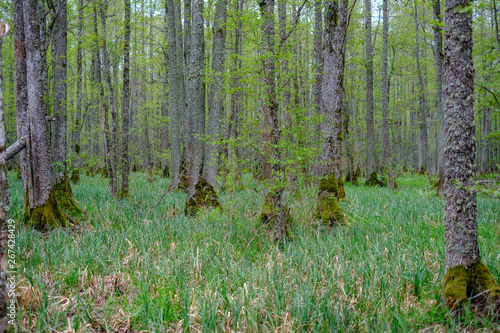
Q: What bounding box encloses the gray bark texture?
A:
[186,0,205,199]
[313,0,323,181]
[120,0,131,197]
[364,0,376,178]
[24,0,53,207]
[165,0,182,189]
[51,0,68,186]
[100,2,118,196]
[321,0,349,179]
[413,2,431,182]
[493,0,500,51]
[481,107,490,174]
[381,0,390,180]
[0,22,11,333]
[204,0,228,189]
[443,0,478,270]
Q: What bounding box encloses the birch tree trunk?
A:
[120,0,131,198]
[204,0,227,189]
[0,22,11,332]
[442,0,500,310]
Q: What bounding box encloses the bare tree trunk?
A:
[481,107,490,174]
[204,0,227,189]
[364,0,376,178]
[381,0,392,187]
[120,0,131,198]
[186,0,205,199]
[413,2,432,183]
[0,22,11,332]
[493,0,500,51]
[22,0,67,228]
[313,0,323,182]
[442,0,500,310]
[100,2,118,197]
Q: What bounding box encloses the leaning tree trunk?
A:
[364,0,376,179]
[22,0,67,229]
[442,0,500,311]
[203,0,227,190]
[316,0,349,225]
[120,0,131,198]
[0,21,11,332]
[52,0,82,216]
[432,0,445,194]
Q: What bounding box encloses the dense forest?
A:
[0,0,499,330]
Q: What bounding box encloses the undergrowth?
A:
[9,172,500,332]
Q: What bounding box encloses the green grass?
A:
[9,172,500,332]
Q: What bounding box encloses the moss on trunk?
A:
[23,188,68,229]
[315,174,346,225]
[365,172,387,187]
[443,260,500,312]
[258,192,292,240]
[54,178,83,217]
[70,169,80,184]
[337,176,346,201]
[185,177,221,215]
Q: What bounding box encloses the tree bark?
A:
[120,0,131,198]
[0,22,11,332]
[364,0,376,178]
[481,107,490,174]
[204,0,227,189]
[381,0,391,187]
[442,0,500,310]
[313,0,323,181]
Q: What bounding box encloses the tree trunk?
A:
[313,0,323,182]
[442,0,500,310]
[493,0,500,52]
[120,0,131,198]
[0,22,11,332]
[381,0,392,187]
[364,0,376,178]
[413,2,432,183]
[186,0,205,199]
[22,0,67,228]
[204,0,227,189]
[100,2,118,197]
[481,107,490,174]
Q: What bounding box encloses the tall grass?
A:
[10,172,500,332]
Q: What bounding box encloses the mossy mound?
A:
[70,169,80,184]
[23,188,68,230]
[345,166,361,184]
[54,178,83,217]
[443,260,500,312]
[162,165,170,178]
[315,194,346,225]
[365,172,387,187]
[184,177,221,216]
[418,166,427,175]
[101,167,108,178]
[147,169,156,183]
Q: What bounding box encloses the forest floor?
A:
[9,172,500,332]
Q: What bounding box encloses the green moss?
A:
[54,178,83,217]
[101,167,108,178]
[418,166,427,175]
[16,166,21,179]
[315,193,346,225]
[23,188,68,230]
[70,169,80,184]
[443,260,500,311]
[337,130,343,141]
[258,192,292,239]
[162,165,170,178]
[365,172,387,187]
[184,177,221,216]
[337,176,346,201]
[319,174,339,198]
[119,189,129,199]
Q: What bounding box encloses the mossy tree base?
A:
[70,169,80,184]
[162,165,170,178]
[315,174,346,225]
[443,260,500,313]
[345,166,361,185]
[184,177,221,216]
[258,192,292,242]
[54,178,83,217]
[365,172,387,187]
[23,188,68,230]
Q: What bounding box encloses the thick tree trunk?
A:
[204,0,227,189]
[100,2,118,197]
[0,22,11,332]
[22,0,67,228]
[413,2,432,183]
[313,0,323,182]
[364,0,376,178]
[186,0,205,199]
[120,0,131,198]
[442,0,500,310]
